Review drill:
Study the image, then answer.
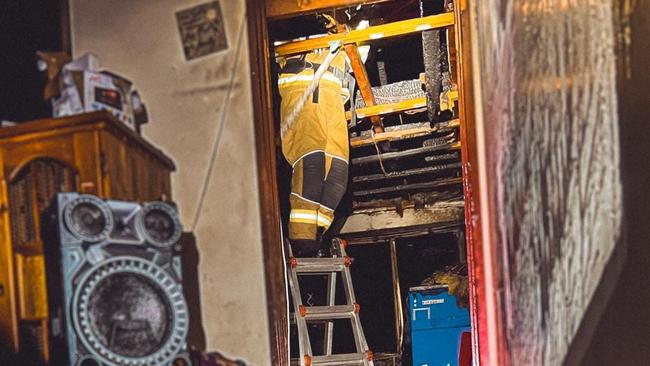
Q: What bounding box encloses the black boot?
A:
[315,228,331,257]
[316,240,332,257]
[290,239,321,258]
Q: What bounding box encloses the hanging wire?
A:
[370,130,394,177]
[191,15,247,231]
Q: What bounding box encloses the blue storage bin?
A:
[408,285,471,366]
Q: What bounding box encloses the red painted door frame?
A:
[454,0,506,364]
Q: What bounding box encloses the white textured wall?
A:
[473,0,623,365]
[70,1,270,364]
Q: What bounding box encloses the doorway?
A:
[246,0,492,364]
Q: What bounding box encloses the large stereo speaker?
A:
[42,193,190,366]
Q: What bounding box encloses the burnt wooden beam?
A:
[353,198,405,212]
[352,162,462,182]
[350,119,460,147]
[344,43,384,133]
[340,223,462,245]
[352,190,462,212]
[351,125,431,148]
[352,177,463,197]
[425,151,460,162]
[351,141,460,165]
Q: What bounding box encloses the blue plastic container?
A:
[408,285,471,366]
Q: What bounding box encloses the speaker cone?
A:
[64,195,113,242]
[73,257,188,366]
[137,202,182,248]
[88,272,172,357]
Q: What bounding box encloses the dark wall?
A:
[578,3,650,364]
[0,0,64,122]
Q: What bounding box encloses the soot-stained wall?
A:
[472,1,623,364]
[70,1,271,364]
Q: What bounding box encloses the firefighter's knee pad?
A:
[321,158,348,209]
[300,152,326,201]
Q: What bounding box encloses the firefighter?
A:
[278,16,350,257]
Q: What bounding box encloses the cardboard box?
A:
[43,53,148,132]
[53,70,135,129]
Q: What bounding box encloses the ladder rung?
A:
[312,353,367,366]
[302,305,356,320]
[293,257,348,273]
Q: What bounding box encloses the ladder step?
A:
[289,305,357,323]
[304,305,357,320]
[312,353,367,366]
[292,257,350,273]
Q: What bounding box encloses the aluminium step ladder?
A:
[286,238,374,366]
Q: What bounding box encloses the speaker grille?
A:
[63,195,113,242]
[87,272,173,357]
[73,256,188,366]
[137,202,182,248]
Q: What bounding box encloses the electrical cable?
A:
[371,130,393,177]
[190,15,246,231]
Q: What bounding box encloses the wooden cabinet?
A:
[0,111,175,361]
